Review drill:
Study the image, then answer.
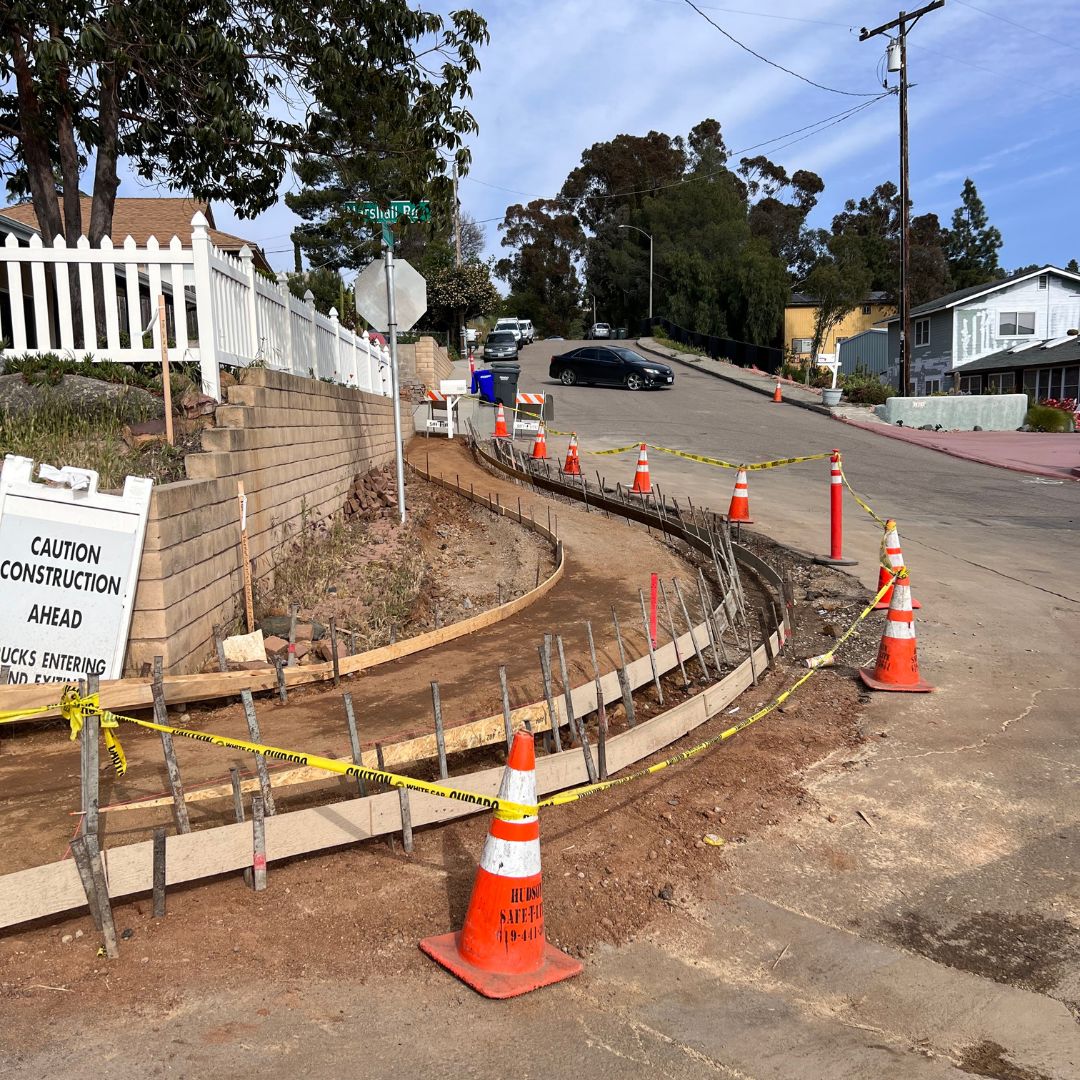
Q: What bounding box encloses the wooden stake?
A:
[499,665,513,751]
[240,690,276,815]
[637,589,664,706]
[157,294,174,446]
[274,658,287,703]
[329,617,340,687]
[1,662,11,684]
[585,622,608,780]
[342,693,367,798]
[229,767,254,887]
[610,606,637,727]
[398,788,414,853]
[758,609,776,670]
[213,625,228,673]
[236,481,255,633]
[69,834,102,931]
[673,578,710,681]
[658,579,690,689]
[81,672,100,846]
[556,635,597,783]
[287,605,298,667]
[152,827,167,917]
[782,569,796,637]
[538,642,563,753]
[152,657,190,834]
[431,681,448,780]
[251,795,267,891]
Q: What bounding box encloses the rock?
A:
[218,369,238,389]
[315,638,348,662]
[778,700,800,715]
[703,833,725,847]
[121,928,134,940]
[462,597,472,610]
[0,372,163,419]
[827,814,837,823]
[61,933,73,944]
[75,929,83,939]
[263,635,289,658]
[972,424,983,431]
[292,641,311,661]
[222,629,266,663]
[294,621,326,643]
[822,622,840,638]
[122,417,169,448]
[919,423,934,431]
[657,885,674,902]
[257,616,325,642]
[229,659,273,671]
[179,388,217,418]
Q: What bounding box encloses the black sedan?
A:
[548,346,675,390]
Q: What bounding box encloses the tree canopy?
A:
[944,178,1003,289]
[2,1,488,251]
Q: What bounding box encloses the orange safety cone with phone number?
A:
[563,433,581,475]
[419,731,583,998]
[493,403,510,439]
[727,468,753,524]
[531,424,548,460]
[874,520,921,610]
[629,443,652,495]
[859,568,933,692]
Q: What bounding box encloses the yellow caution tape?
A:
[585,443,644,457]
[646,445,831,471]
[539,572,895,809]
[839,464,888,527]
[0,704,55,724]
[96,710,538,819]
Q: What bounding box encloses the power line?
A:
[952,0,1080,55]
[680,0,882,97]
[644,0,852,29]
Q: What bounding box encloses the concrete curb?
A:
[634,339,834,418]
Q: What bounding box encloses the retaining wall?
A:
[876,393,1028,431]
[413,336,453,390]
[128,368,396,674]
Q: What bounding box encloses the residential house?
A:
[837,328,888,379]
[884,266,1080,400]
[1,197,271,351]
[784,291,895,364]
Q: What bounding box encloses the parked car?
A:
[483,330,519,360]
[518,319,535,344]
[494,317,524,345]
[588,322,611,339]
[548,346,674,390]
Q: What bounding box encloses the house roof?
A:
[838,328,887,344]
[884,265,1080,322]
[957,336,1080,373]
[787,290,892,307]
[0,196,272,271]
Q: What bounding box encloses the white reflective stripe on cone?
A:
[500,765,537,807]
[479,835,541,878]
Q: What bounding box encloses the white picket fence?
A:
[0,212,390,400]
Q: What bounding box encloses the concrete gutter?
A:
[634,337,835,418]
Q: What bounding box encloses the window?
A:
[791,337,813,354]
[924,376,942,394]
[862,304,872,315]
[999,311,1036,336]
[987,372,1015,393]
[959,374,981,394]
[1038,274,1048,290]
[914,318,930,347]
[1064,366,1079,403]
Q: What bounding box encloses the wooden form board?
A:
[0,633,777,930]
[0,478,564,719]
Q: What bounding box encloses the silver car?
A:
[589,322,611,339]
[483,330,519,360]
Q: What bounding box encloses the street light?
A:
[618,224,653,321]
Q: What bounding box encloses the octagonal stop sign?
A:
[353,257,428,332]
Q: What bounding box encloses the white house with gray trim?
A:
[884,266,1080,396]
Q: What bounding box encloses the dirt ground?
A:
[0,513,884,1051]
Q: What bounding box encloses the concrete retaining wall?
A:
[128,368,395,674]
[413,337,453,390]
[876,394,1028,431]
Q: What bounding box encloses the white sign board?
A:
[353,256,428,332]
[0,455,153,685]
[440,379,467,395]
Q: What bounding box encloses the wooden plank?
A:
[0,634,779,930]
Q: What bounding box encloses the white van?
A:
[518,319,535,344]
[495,317,524,344]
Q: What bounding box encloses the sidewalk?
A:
[637,337,1080,482]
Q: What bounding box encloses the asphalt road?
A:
[12,342,1078,1078]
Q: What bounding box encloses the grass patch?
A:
[652,325,709,357]
[1025,403,1075,432]
[0,393,191,488]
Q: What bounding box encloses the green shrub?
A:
[840,368,897,405]
[1025,404,1075,433]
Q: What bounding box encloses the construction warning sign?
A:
[0,456,153,684]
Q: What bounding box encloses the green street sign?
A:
[343,199,431,224]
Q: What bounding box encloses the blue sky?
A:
[130,0,1080,275]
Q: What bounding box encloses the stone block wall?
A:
[413,336,453,390]
[128,368,395,674]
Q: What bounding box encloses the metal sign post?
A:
[383,242,407,524]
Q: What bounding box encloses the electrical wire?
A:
[645,0,853,29]
[952,0,1080,55]
[680,0,882,97]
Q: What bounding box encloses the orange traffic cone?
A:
[563,433,581,476]
[727,468,753,524]
[859,569,933,693]
[531,424,548,460]
[419,731,582,998]
[629,443,652,495]
[772,380,783,403]
[874,520,921,610]
[493,403,509,439]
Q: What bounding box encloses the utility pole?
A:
[860,0,944,398]
[452,161,466,363]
